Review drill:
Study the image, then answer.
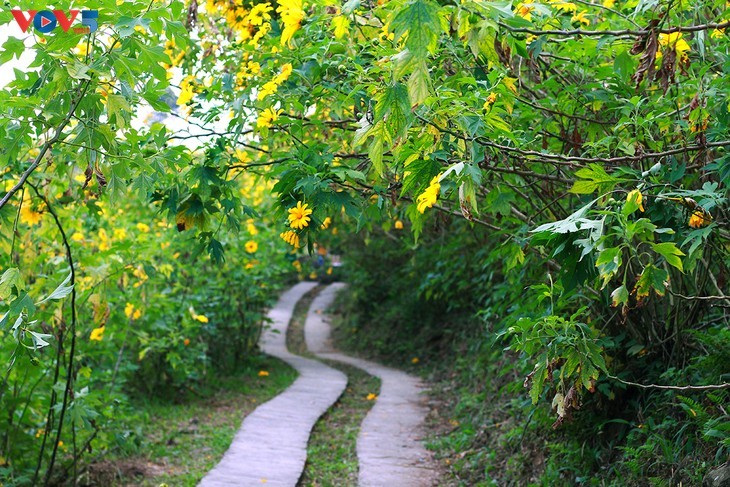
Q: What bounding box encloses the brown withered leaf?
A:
[82,164,93,189]
[655,47,676,93]
[632,30,658,88]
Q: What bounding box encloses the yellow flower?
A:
[659,32,690,62]
[247,2,273,26]
[394,220,404,230]
[366,393,377,401]
[688,210,712,228]
[288,201,313,229]
[516,3,533,21]
[245,240,258,253]
[90,326,105,341]
[326,267,333,275]
[257,107,282,129]
[280,230,300,248]
[257,80,279,100]
[258,370,270,377]
[124,303,142,320]
[293,260,302,271]
[20,194,42,225]
[277,0,305,47]
[483,92,498,111]
[571,10,590,25]
[309,271,317,280]
[549,0,578,13]
[136,222,150,233]
[416,175,441,214]
[411,357,420,364]
[602,0,616,7]
[71,232,84,242]
[195,314,209,323]
[274,63,293,84]
[626,189,644,212]
[320,216,332,229]
[176,76,196,106]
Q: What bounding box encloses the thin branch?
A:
[497,20,730,37]
[0,80,92,211]
[609,374,730,391]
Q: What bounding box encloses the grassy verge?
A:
[286,285,381,487]
[85,354,297,486]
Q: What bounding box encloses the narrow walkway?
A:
[306,283,439,487]
[199,283,347,487]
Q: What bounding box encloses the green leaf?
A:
[610,284,629,309]
[106,94,131,129]
[391,0,441,58]
[651,242,685,272]
[0,37,27,65]
[342,0,361,15]
[569,164,625,194]
[0,268,22,300]
[634,264,669,299]
[36,273,74,305]
[407,62,431,106]
[596,247,622,288]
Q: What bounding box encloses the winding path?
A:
[199,282,347,487]
[306,283,438,487]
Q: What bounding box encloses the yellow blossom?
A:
[258,370,269,377]
[176,76,196,106]
[245,241,258,253]
[288,201,313,229]
[280,230,300,248]
[658,32,690,62]
[257,80,279,101]
[626,189,644,212]
[124,303,142,320]
[188,306,209,323]
[516,3,533,21]
[483,92,498,111]
[688,210,712,228]
[90,326,105,341]
[277,0,305,47]
[320,216,332,229]
[326,267,333,275]
[603,0,616,7]
[411,357,420,364]
[366,393,377,401]
[71,232,84,242]
[416,175,441,214]
[20,194,43,225]
[394,220,404,230]
[257,107,282,129]
[274,63,293,84]
[549,0,578,13]
[571,10,590,25]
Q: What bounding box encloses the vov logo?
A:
[11,9,99,34]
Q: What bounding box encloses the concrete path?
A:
[305,283,439,487]
[199,282,348,487]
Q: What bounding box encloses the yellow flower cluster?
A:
[280,230,300,248]
[288,201,312,229]
[417,175,441,213]
[257,63,294,101]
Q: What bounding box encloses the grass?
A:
[286,285,381,487]
[84,354,297,486]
